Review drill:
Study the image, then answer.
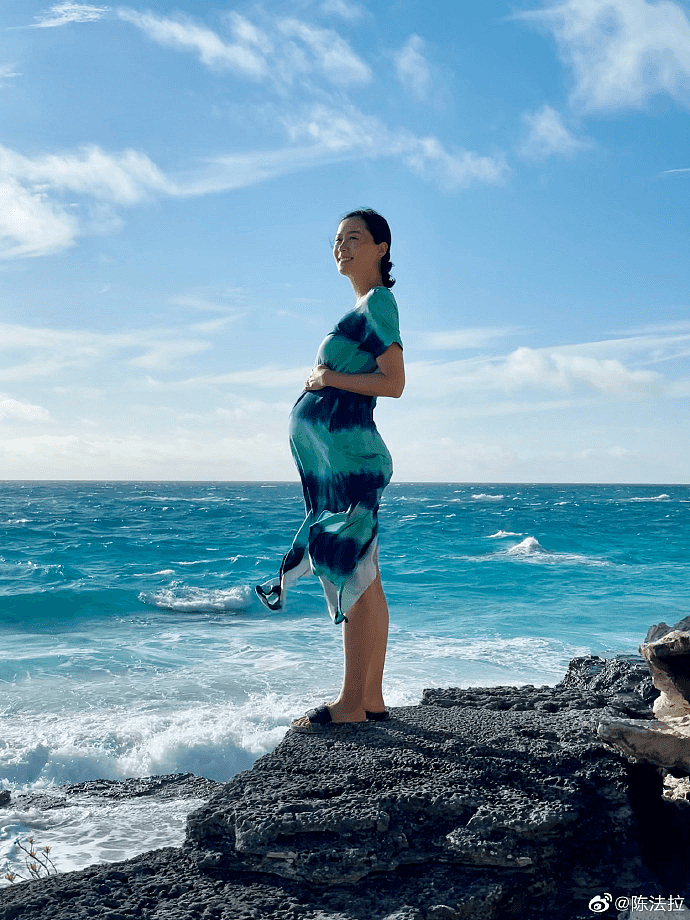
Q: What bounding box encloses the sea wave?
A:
[507,537,546,556]
[496,536,608,567]
[0,588,136,625]
[628,494,670,502]
[139,583,253,613]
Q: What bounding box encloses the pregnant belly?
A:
[289,389,375,437]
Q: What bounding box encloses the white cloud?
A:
[520,104,589,158]
[129,341,211,371]
[118,9,370,87]
[408,341,663,399]
[0,65,21,87]
[501,347,660,395]
[0,322,215,379]
[278,18,371,85]
[419,327,520,350]
[320,0,366,22]
[117,8,268,78]
[525,0,690,109]
[0,110,506,260]
[0,145,172,258]
[394,34,433,101]
[33,2,110,28]
[401,136,509,190]
[284,105,509,191]
[0,394,52,422]
[0,432,293,480]
[177,365,312,390]
[0,178,79,258]
[0,145,171,204]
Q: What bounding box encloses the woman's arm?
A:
[306,343,405,399]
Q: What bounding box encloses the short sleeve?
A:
[360,288,403,359]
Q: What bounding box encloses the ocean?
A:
[2,480,689,880]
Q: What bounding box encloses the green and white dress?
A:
[256,286,402,624]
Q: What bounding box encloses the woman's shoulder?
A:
[359,286,398,313]
[362,285,396,303]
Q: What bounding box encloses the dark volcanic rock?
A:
[0,656,673,920]
[423,654,657,719]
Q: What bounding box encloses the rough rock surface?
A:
[641,617,690,719]
[0,656,681,920]
[598,714,690,773]
[599,619,690,774]
[1,773,222,814]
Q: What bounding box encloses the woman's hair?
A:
[342,208,395,288]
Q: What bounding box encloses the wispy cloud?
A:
[0,144,171,258]
[523,0,690,110]
[0,322,215,379]
[32,2,110,28]
[520,104,589,158]
[418,327,521,350]
[406,329,690,400]
[282,104,509,191]
[0,394,52,421]
[0,145,171,203]
[0,109,507,258]
[0,177,79,258]
[0,64,21,87]
[2,6,507,261]
[408,351,660,399]
[128,341,211,371]
[662,167,690,175]
[394,35,433,101]
[175,365,311,390]
[320,0,366,22]
[118,8,370,88]
[117,9,268,79]
[278,18,371,85]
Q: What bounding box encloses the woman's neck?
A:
[349,273,383,299]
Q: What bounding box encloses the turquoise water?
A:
[1,480,689,874]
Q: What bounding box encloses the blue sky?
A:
[1,0,688,482]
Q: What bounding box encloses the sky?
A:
[0,0,688,483]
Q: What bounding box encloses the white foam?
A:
[0,695,289,793]
[629,494,670,502]
[502,536,608,567]
[1,796,203,883]
[133,569,175,577]
[472,493,504,501]
[507,536,545,555]
[139,583,253,612]
[488,530,522,539]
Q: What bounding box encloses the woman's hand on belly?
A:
[305,345,404,399]
[305,365,330,391]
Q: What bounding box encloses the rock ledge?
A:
[1,656,681,920]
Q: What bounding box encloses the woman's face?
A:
[333,217,387,280]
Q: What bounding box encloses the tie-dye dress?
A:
[256,286,402,624]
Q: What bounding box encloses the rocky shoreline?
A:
[1,654,687,920]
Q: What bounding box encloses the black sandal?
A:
[365,710,391,721]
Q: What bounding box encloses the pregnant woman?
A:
[256,208,404,733]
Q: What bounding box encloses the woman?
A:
[256,208,404,733]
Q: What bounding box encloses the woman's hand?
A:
[304,365,330,391]
[304,346,404,398]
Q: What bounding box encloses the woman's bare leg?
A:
[328,568,389,723]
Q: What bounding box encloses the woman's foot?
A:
[290,702,367,733]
